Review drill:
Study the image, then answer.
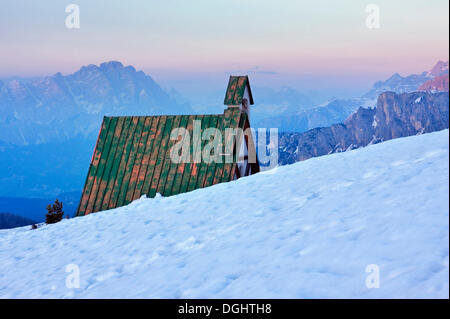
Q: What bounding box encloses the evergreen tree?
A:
[45,199,64,224]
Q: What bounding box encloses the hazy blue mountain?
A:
[0,61,191,145]
[0,137,94,198]
[252,86,315,111]
[0,212,37,230]
[254,99,363,133]
[362,72,431,99]
[0,192,79,223]
[189,85,317,120]
[0,196,53,223]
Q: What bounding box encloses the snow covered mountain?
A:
[0,61,190,145]
[0,129,448,298]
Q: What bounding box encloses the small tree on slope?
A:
[45,199,64,224]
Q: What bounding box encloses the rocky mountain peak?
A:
[100,61,124,70]
[418,74,449,92]
[362,60,449,99]
[428,60,449,77]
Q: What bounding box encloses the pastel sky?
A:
[0,0,448,96]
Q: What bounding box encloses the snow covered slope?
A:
[0,130,448,298]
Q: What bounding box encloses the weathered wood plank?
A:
[93,117,125,212]
[132,116,160,201]
[163,116,188,196]
[156,116,182,196]
[234,76,246,104]
[124,117,153,204]
[195,116,218,189]
[85,117,118,215]
[141,116,167,197]
[148,116,174,198]
[179,115,202,194]
[221,109,243,183]
[101,116,132,211]
[212,108,239,185]
[107,116,139,209]
[224,76,238,105]
[116,116,146,207]
[187,115,212,192]
[184,115,205,192]
[202,114,225,188]
[170,115,196,195]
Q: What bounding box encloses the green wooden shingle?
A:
[224,76,254,106]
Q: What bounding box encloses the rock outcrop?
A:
[418,74,449,92]
[278,91,449,164]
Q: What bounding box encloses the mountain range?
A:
[362,60,448,100]
[254,98,363,133]
[0,61,189,145]
[1,60,448,146]
[0,212,36,230]
[257,60,449,133]
[278,91,449,164]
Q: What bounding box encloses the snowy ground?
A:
[0,130,448,298]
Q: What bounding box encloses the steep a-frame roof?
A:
[76,107,259,216]
[224,75,254,105]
